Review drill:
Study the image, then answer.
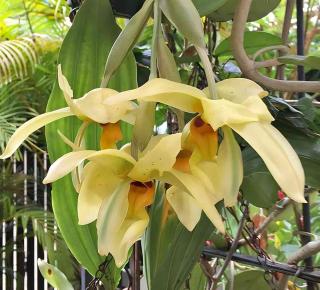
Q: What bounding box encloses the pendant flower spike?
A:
[0,65,136,159]
[43,134,225,267]
[105,77,306,204]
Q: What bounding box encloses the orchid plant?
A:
[0,0,309,288]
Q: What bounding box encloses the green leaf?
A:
[226,270,270,290]
[242,145,279,208]
[209,0,280,22]
[278,55,320,70]
[186,263,207,290]
[45,0,137,286]
[215,31,283,57]
[281,126,320,189]
[192,0,227,17]
[144,185,215,290]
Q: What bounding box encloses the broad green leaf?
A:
[45,0,137,286]
[242,143,279,208]
[226,270,270,290]
[144,185,215,290]
[184,263,207,290]
[281,127,320,189]
[192,0,227,16]
[209,0,280,22]
[215,31,283,57]
[241,153,279,208]
[278,55,320,70]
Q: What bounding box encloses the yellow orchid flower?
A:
[104,78,306,204]
[42,134,225,267]
[0,65,136,159]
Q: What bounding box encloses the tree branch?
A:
[278,240,320,290]
[210,212,247,289]
[231,0,320,93]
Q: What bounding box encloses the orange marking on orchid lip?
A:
[173,150,192,173]
[129,181,155,209]
[100,122,122,149]
[191,116,214,134]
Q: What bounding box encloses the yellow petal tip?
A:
[42,178,50,185]
[259,90,269,98]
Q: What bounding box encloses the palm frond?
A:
[0,79,37,158]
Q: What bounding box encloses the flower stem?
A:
[150,0,161,79]
[196,46,217,99]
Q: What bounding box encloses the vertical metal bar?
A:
[43,152,48,290]
[296,1,313,290]
[296,0,305,87]
[1,160,6,290]
[81,267,86,290]
[34,153,38,290]
[23,150,28,289]
[132,242,140,290]
[13,156,17,290]
[1,220,6,289]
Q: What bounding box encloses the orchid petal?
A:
[166,185,202,231]
[161,170,225,233]
[57,65,83,117]
[43,150,96,184]
[97,180,131,259]
[0,108,73,159]
[76,89,136,124]
[97,180,150,267]
[111,214,149,267]
[129,134,182,182]
[201,99,260,130]
[215,78,268,103]
[78,162,122,225]
[43,149,136,184]
[216,127,243,207]
[241,96,274,122]
[105,78,206,113]
[231,122,306,203]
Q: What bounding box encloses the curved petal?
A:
[129,134,182,182]
[166,185,202,231]
[97,180,131,259]
[44,148,136,184]
[57,65,83,117]
[78,162,122,225]
[43,150,96,184]
[111,214,149,267]
[88,149,136,175]
[231,122,306,203]
[97,180,150,267]
[216,127,243,207]
[0,108,73,159]
[161,170,225,233]
[105,78,206,113]
[215,78,268,103]
[76,89,137,124]
[241,96,274,122]
[201,99,260,130]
